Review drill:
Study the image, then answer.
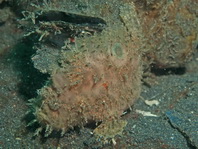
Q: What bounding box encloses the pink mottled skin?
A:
[36,43,142,131]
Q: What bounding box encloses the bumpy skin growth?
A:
[26,0,143,136]
[35,28,142,133]
[36,41,142,131]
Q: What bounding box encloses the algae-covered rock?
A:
[134,0,198,68]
